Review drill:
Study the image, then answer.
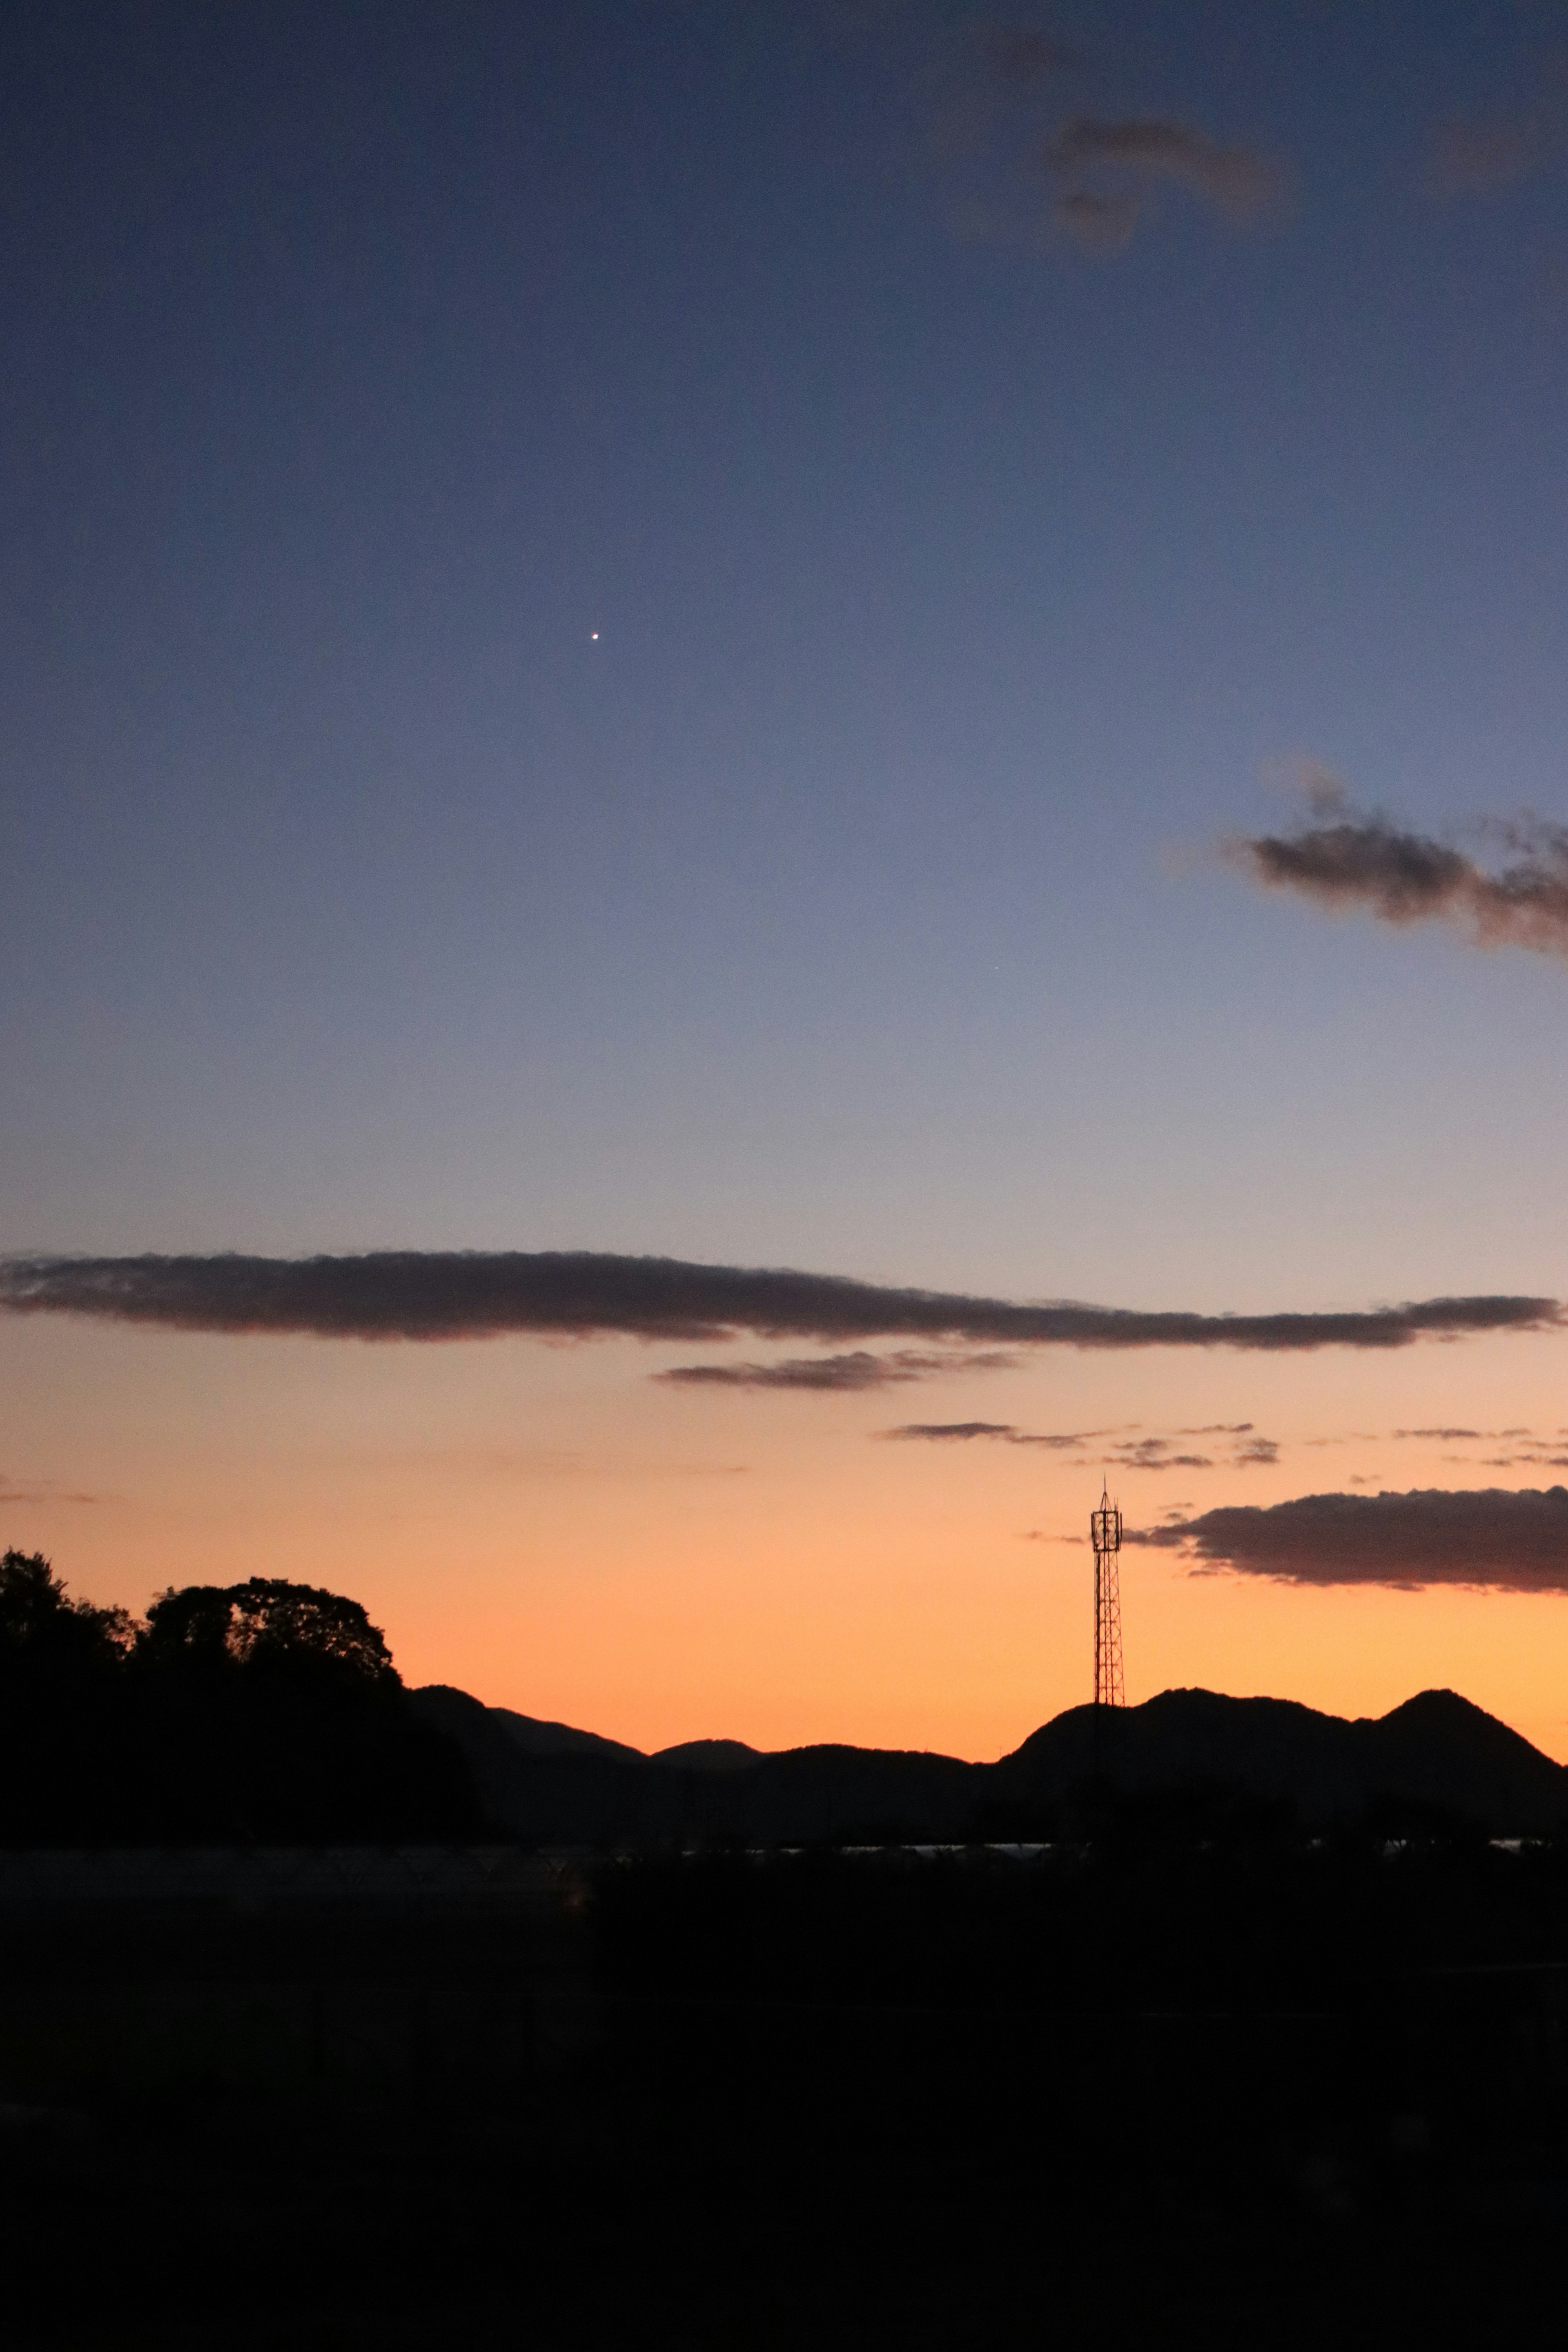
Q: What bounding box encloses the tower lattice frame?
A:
[1090,1483,1125,1708]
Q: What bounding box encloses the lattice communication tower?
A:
[1090,1481,1125,1708]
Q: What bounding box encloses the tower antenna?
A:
[1089,1481,1125,1708]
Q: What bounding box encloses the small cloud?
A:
[1110,1437,1214,1471]
[654,1347,1017,1393]
[879,1421,1106,1448]
[0,1473,100,1504]
[1019,1528,1086,1543]
[882,1420,1019,1443]
[1232,1437,1279,1467]
[1044,114,1284,232]
[1180,1422,1254,1435]
[1222,786,1568,962]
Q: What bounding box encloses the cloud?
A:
[1111,1437,1213,1472]
[1130,1486,1568,1592]
[1394,1428,1533,1442]
[886,1422,1277,1470]
[1224,787,1568,960]
[880,1421,1105,1448]
[1044,114,1283,229]
[0,1253,1557,1355]
[0,1474,99,1504]
[653,1348,1017,1393]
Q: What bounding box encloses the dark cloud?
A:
[1232,1437,1280,1467]
[883,1421,1016,1442]
[653,1348,1016,1393]
[1111,1437,1214,1471]
[880,1422,1106,1448]
[1131,1486,1568,1592]
[0,1253,1556,1354]
[1395,1428,1534,1442]
[1225,788,1568,961]
[1180,1422,1253,1435]
[1044,114,1283,225]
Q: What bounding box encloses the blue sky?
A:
[7,0,1568,1301]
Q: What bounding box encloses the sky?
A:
[4,0,1568,1758]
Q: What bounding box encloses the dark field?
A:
[5,1826,1568,2347]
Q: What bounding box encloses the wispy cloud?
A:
[0,1473,100,1504]
[0,1253,1555,1353]
[879,1421,1106,1448]
[1111,1437,1213,1472]
[911,13,1284,262]
[1223,777,1568,960]
[884,1423,1276,1470]
[653,1348,1017,1393]
[1131,1486,1568,1592]
[1045,114,1282,225]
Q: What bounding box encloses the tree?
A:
[0,1548,134,1668]
[136,1577,399,1683]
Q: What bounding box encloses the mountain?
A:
[652,1740,766,1772]
[412,1684,1568,1844]
[416,1686,646,1765]
[991,1686,1568,1832]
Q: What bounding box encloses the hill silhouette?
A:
[410,1682,1568,1844]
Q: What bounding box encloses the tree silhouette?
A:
[0,1554,482,1844]
[0,1547,134,1668]
[136,1577,396,1682]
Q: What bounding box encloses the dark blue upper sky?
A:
[5,0,1567,1307]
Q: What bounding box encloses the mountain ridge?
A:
[410,1683,1568,1844]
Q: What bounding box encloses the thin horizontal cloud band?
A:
[0,1253,1559,1351]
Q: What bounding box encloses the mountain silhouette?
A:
[411,1683,1568,1844]
[651,1739,766,1772]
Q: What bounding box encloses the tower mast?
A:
[1089,1481,1125,1708]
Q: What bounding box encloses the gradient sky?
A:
[5,2,1568,1757]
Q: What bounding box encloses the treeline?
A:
[0,1550,483,1844]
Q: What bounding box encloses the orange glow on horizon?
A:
[4,1317,1568,1764]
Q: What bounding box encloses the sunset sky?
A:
[4,2,1568,1758]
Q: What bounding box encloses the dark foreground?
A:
[6,1826,1568,2348]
